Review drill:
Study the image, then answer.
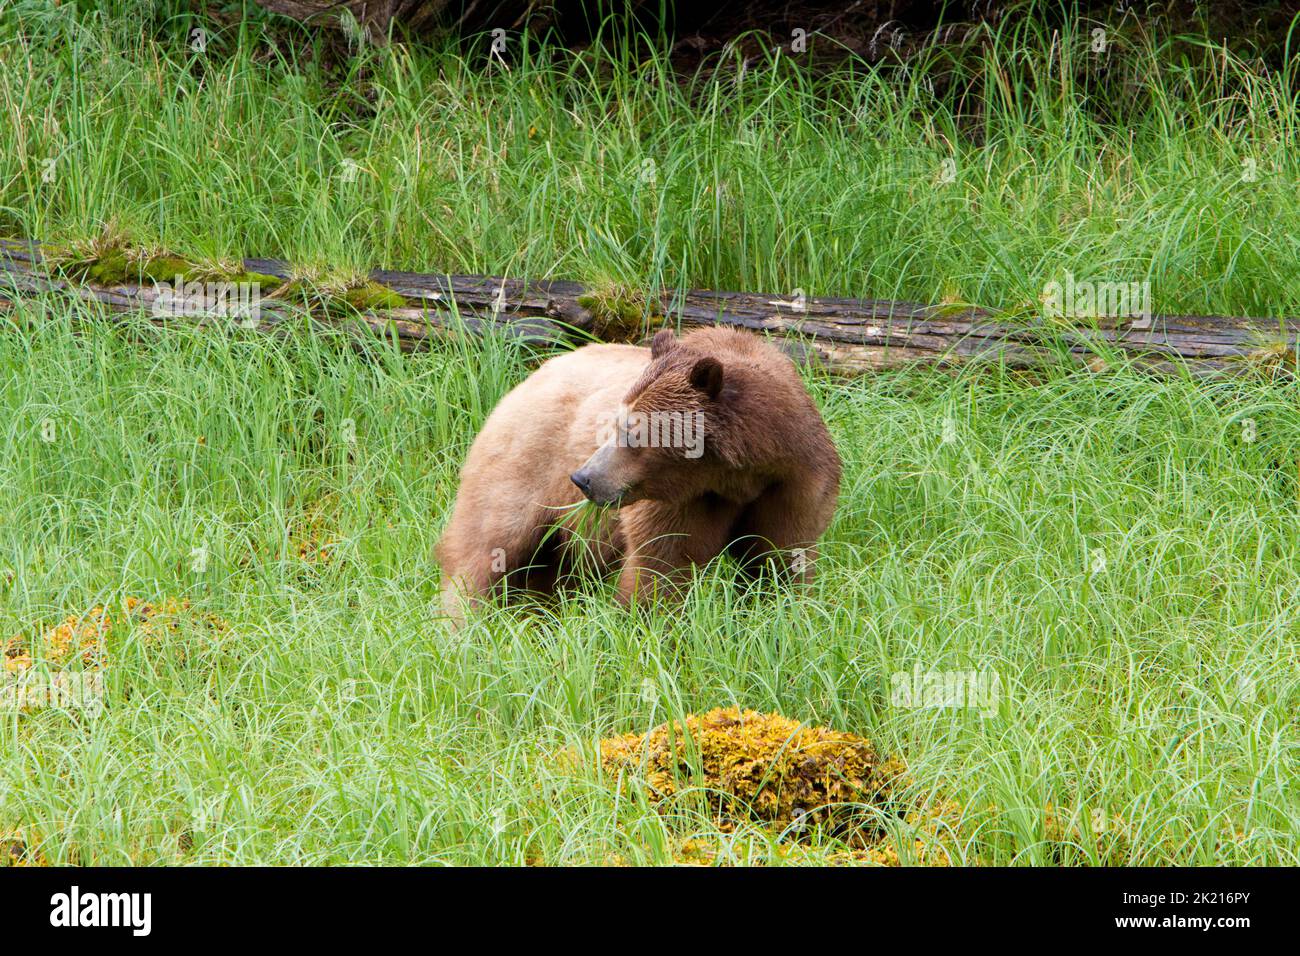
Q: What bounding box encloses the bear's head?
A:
[570,329,726,507]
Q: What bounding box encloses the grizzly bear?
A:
[436,326,841,624]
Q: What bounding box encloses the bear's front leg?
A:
[615,498,740,605]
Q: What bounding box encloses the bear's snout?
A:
[571,466,624,506]
[571,443,631,506]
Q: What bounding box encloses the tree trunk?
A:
[2,239,1295,377]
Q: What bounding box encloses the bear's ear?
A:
[650,328,678,359]
[688,357,724,399]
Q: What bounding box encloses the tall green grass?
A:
[1,2,1297,315]
[1,301,1297,864]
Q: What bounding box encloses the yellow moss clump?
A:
[2,596,229,674]
[599,707,911,834]
[0,830,48,867]
[667,834,951,867]
[1043,801,1134,864]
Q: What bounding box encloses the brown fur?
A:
[435,327,841,624]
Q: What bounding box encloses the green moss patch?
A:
[272,278,407,315]
[343,281,407,311]
[49,240,285,293]
[577,284,661,341]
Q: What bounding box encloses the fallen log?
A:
[2,238,1296,376]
